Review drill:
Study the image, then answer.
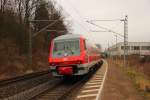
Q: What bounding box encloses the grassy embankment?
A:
[108,57,150,100]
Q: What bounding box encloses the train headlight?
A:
[49,63,55,66]
[77,61,82,64]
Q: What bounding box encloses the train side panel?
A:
[84,39,101,71]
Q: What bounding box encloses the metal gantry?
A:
[86,15,128,67]
[27,18,65,72]
[121,15,128,67]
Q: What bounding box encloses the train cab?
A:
[49,34,101,77]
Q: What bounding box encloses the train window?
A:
[53,39,80,57]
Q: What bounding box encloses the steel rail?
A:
[0,70,56,100]
[32,61,103,100]
[58,62,103,100]
[0,70,49,87]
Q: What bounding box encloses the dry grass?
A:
[107,57,150,100]
[126,68,150,99]
[0,38,49,80]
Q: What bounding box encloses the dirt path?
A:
[102,62,144,100]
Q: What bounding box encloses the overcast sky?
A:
[54,0,150,50]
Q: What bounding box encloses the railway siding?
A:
[0,70,60,100]
[75,60,108,100]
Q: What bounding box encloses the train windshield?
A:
[53,39,80,57]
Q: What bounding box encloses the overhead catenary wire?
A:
[89,19,122,22]
[65,0,91,26]
[65,0,91,31]
[86,20,124,37]
[30,20,61,22]
[32,17,63,37]
[88,19,123,34]
[111,21,123,30]
[55,0,90,33]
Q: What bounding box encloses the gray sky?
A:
[54,0,150,50]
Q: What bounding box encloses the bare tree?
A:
[14,0,23,24]
[0,0,8,13]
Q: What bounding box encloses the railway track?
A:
[32,76,87,100]
[74,60,108,100]
[0,70,61,100]
[31,62,104,100]
[0,60,107,100]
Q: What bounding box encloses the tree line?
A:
[0,0,69,54]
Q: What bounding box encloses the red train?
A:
[49,34,102,77]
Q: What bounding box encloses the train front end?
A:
[49,36,88,77]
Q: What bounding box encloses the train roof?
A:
[54,34,83,41]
